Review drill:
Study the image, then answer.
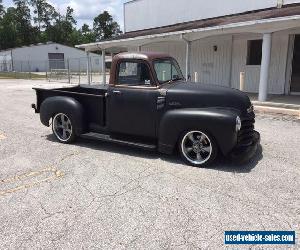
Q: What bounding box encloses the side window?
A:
[154,61,180,82]
[117,61,152,86]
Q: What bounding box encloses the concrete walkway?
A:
[248,94,300,117]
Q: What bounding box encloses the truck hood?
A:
[166,82,252,114]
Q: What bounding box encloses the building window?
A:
[247,40,263,65]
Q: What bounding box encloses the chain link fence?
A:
[0,56,110,84]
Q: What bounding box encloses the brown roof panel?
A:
[115,51,172,61]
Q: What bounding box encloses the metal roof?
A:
[0,42,98,54]
[76,4,300,52]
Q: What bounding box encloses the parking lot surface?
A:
[0,79,299,249]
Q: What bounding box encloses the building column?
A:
[86,51,91,85]
[185,40,192,81]
[102,49,106,84]
[137,46,142,52]
[258,33,272,102]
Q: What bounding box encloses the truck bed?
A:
[33,84,108,127]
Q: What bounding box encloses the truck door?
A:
[107,59,159,138]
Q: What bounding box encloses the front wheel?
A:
[52,113,76,143]
[179,130,218,167]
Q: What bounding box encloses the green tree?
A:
[0,0,4,17]
[30,0,44,32]
[93,11,122,41]
[0,7,18,50]
[0,3,122,49]
[47,6,77,45]
[65,6,76,25]
[81,23,90,34]
[60,6,76,45]
[13,0,38,46]
[78,23,96,44]
[30,0,57,33]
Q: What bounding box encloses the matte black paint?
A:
[33,52,260,163]
[40,96,85,135]
[158,108,237,155]
[107,86,159,138]
[35,87,106,128]
[165,81,251,115]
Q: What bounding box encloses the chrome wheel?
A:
[181,131,212,165]
[52,113,73,142]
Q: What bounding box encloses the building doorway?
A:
[48,53,65,70]
[290,35,300,93]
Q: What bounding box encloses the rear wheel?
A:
[52,113,76,143]
[179,130,217,167]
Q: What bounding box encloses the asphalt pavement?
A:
[0,79,299,249]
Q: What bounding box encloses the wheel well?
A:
[40,96,86,135]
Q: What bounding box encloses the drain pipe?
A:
[102,49,106,85]
[277,0,284,8]
[194,72,198,83]
[181,34,191,81]
[86,51,91,85]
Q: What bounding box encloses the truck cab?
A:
[32,52,260,167]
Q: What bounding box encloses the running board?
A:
[81,132,157,151]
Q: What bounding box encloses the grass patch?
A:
[0,72,46,79]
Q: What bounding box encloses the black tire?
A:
[178,130,218,167]
[52,113,76,144]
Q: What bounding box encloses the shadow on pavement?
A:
[46,134,263,174]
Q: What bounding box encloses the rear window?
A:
[117,61,152,86]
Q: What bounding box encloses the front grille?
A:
[237,112,255,147]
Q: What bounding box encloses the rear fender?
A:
[40,96,85,135]
[158,108,239,155]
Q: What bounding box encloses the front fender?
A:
[40,96,85,135]
[158,108,239,155]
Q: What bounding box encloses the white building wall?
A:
[190,36,233,86]
[0,51,12,60]
[141,41,186,74]
[124,0,300,32]
[141,38,234,87]
[231,34,262,93]
[140,31,295,94]
[268,32,290,94]
[0,50,13,71]
[231,32,290,94]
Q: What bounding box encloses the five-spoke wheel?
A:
[52,113,76,143]
[179,130,217,167]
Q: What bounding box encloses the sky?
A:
[2,0,127,30]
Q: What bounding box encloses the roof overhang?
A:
[76,15,300,52]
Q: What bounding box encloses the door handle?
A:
[112,90,122,95]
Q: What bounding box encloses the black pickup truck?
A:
[32,52,260,167]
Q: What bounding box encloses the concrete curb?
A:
[252,101,300,110]
[254,105,300,118]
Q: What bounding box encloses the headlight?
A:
[236,116,242,132]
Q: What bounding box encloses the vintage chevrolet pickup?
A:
[32,52,260,167]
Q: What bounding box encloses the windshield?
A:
[154,58,184,84]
